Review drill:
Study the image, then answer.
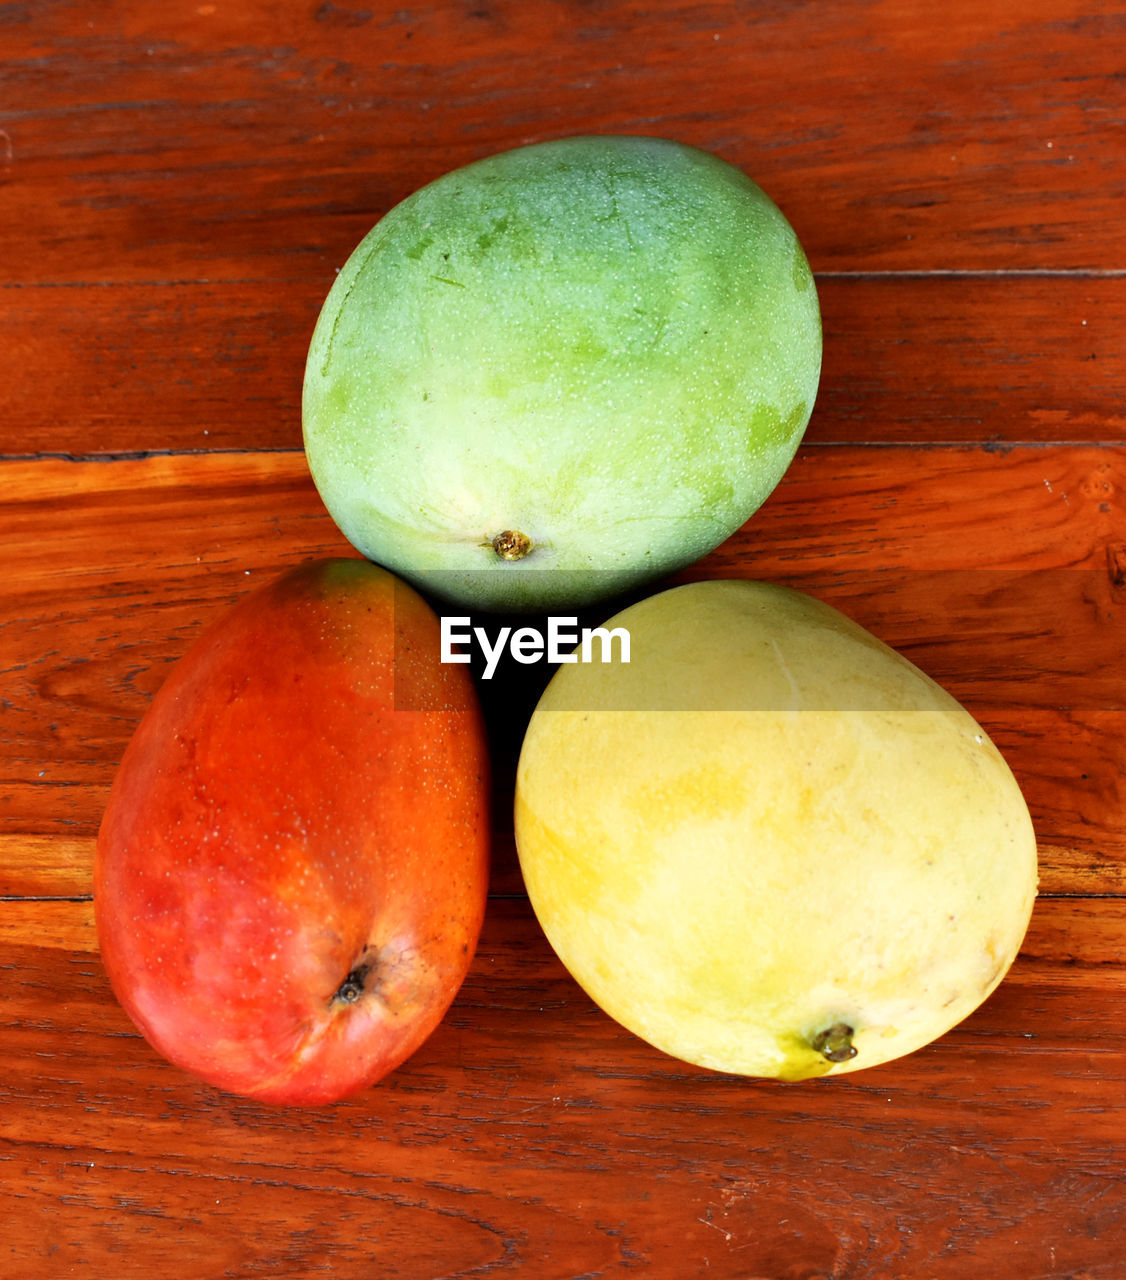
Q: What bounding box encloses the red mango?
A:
[95,558,490,1105]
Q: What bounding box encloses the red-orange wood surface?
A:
[5,276,1125,454]
[2,2,1125,1276]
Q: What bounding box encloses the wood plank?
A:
[2,446,1122,895]
[2,1,1124,284]
[0,826,1118,905]
[818,274,1126,446]
[6,2,1123,1273]
[0,835,92,900]
[3,855,1124,950]
[0,281,313,456]
[3,274,1124,456]
[0,897,1125,1276]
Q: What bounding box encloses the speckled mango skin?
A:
[302,136,821,612]
[514,579,1038,1079]
[95,559,490,1105]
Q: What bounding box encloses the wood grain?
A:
[3,446,1122,895]
[4,0,1126,1274]
[2,898,1126,1278]
[3,0,1124,285]
[3,274,1124,457]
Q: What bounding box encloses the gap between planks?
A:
[3,440,1123,464]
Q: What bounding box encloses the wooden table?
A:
[4,2,1124,1275]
